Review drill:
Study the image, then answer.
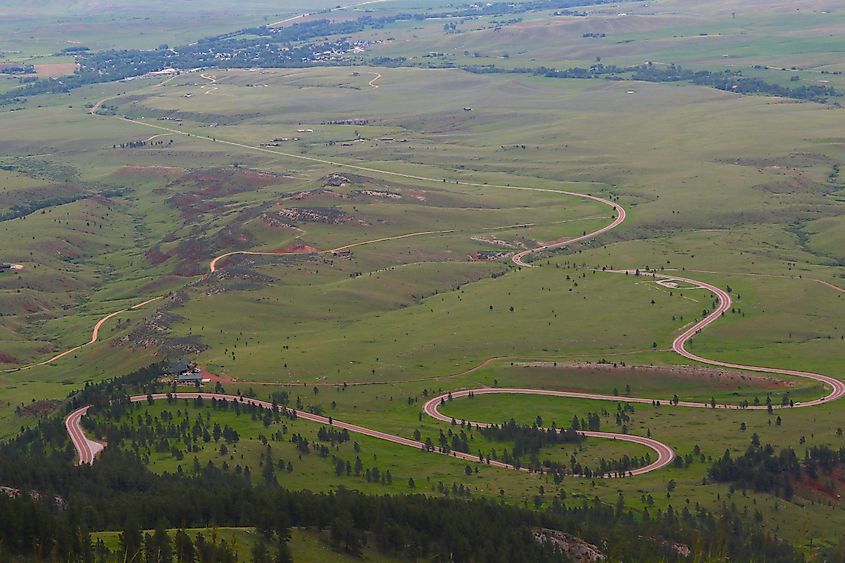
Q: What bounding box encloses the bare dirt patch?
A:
[164,167,288,223]
[275,242,319,254]
[17,399,62,418]
[273,206,362,226]
[120,292,208,357]
[511,362,795,389]
[0,352,17,364]
[33,63,78,78]
[754,176,835,195]
[197,365,234,384]
[793,466,845,504]
[291,187,350,202]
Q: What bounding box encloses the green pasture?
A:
[2,14,845,553]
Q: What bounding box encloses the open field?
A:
[3,1,845,556]
[0,0,352,57]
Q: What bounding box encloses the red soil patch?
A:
[167,193,225,222]
[18,400,62,417]
[140,276,181,293]
[146,245,171,266]
[197,366,234,384]
[793,466,845,502]
[165,168,284,223]
[33,63,78,78]
[275,242,318,254]
[176,168,281,197]
[0,353,17,364]
[216,228,253,250]
[34,240,80,260]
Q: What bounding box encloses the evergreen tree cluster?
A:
[0,365,808,561]
[709,436,845,499]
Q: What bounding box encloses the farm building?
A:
[169,361,204,384]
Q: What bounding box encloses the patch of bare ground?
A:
[532,529,604,561]
[719,152,836,170]
[119,291,207,357]
[201,267,277,294]
[148,218,259,276]
[291,187,350,202]
[470,235,521,249]
[468,250,509,261]
[271,206,365,226]
[16,399,61,418]
[512,362,796,389]
[33,63,78,78]
[0,352,17,364]
[0,486,66,508]
[162,167,288,223]
[791,466,845,504]
[754,177,835,195]
[259,212,301,230]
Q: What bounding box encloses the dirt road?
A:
[635,270,845,407]
[66,392,666,475]
[65,268,845,473]
[1,296,162,373]
[65,406,104,465]
[57,94,845,477]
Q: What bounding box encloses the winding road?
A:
[1,296,162,374]
[57,82,845,476]
[63,235,845,476]
[209,229,455,273]
[66,391,668,475]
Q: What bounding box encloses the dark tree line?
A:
[0,365,807,561]
[709,435,845,500]
[464,63,840,103]
[480,419,583,458]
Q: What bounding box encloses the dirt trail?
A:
[67,392,668,476]
[66,269,845,474]
[61,90,845,478]
[209,230,456,273]
[1,296,162,374]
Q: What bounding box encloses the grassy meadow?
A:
[2,0,845,554]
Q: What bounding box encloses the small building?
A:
[177,372,203,384]
[169,361,203,384]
